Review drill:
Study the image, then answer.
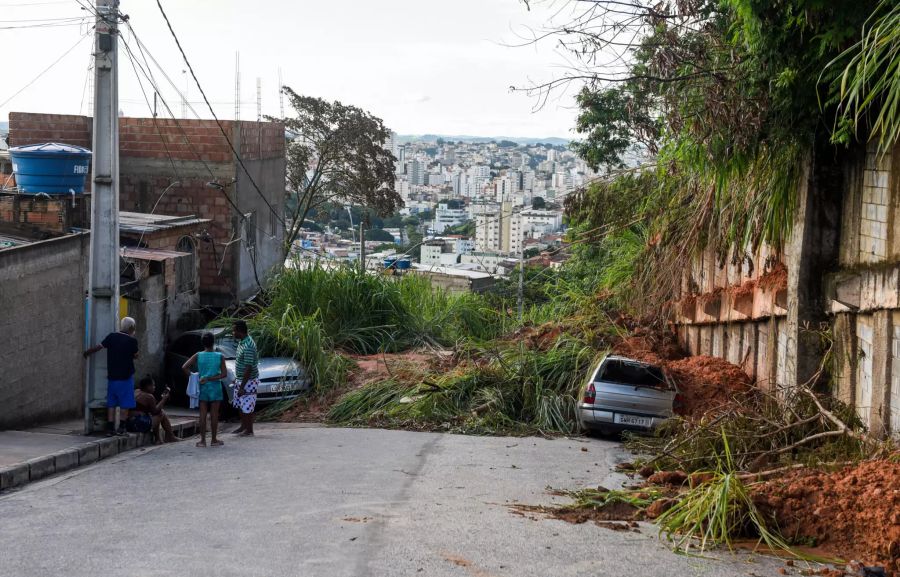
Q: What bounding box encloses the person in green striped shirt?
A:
[231,320,259,437]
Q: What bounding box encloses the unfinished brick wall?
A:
[0,194,90,234]
[10,113,284,164]
[8,112,286,307]
[238,121,285,160]
[7,112,92,149]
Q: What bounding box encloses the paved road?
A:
[0,425,784,577]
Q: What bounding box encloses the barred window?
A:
[175,236,197,293]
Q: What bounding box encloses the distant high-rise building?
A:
[408,160,426,186]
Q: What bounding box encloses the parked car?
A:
[165,328,310,407]
[578,355,681,436]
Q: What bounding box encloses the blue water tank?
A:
[395,259,411,270]
[9,142,92,194]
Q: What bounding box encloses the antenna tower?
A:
[234,52,241,121]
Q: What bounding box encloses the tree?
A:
[531,196,546,209]
[276,87,403,257]
[365,228,396,243]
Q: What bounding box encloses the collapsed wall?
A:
[672,141,900,438]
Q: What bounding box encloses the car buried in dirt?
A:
[578,355,681,436]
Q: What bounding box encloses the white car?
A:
[165,328,310,406]
[578,355,681,436]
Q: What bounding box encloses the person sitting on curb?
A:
[129,376,179,443]
[84,317,140,436]
[182,332,227,448]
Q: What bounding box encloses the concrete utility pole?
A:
[517,247,525,321]
[359,218,366,273]
[85,0,121,433]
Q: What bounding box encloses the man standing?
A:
[231,320,259,437]
[84,317,140,436]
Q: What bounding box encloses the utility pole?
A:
[359,215,367,273]
[278,67,284,118]
[517,246,525,321]
[85,0,121,433]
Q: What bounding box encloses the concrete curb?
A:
[0,420,199,493]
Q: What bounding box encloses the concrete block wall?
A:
[0,233,89,429]
[859,146,891,262]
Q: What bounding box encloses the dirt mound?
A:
[753,460,900,569]
[666,355,754,418]
[613,328,685,365]
[510,322,567,351]
[610,329,754,418]
[278,351,437,422]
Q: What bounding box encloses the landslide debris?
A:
[753,460,900,571]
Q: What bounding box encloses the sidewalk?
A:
[0,409,199,492]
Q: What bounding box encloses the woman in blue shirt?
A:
[182,332,227,447]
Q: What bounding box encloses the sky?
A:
[0,0,583,139]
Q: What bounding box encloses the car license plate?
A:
[614,414,651,427]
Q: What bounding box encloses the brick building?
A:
[7,112,286,307]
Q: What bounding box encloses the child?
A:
[182,332,227,447]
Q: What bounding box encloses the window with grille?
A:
[175,236,197,293]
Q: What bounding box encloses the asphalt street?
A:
[0,424,786,577]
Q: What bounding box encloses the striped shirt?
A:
[235,336,259,381]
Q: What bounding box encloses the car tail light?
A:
[673,393,685,410]
[583,383,596,404]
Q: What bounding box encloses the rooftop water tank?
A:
[395,258,411,270]
[9,142,92,194]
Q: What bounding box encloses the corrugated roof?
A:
[119,211,209,234]
[121,246,191,262]
[0,231,35,250]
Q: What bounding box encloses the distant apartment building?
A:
[509,209,562,255]
[431,202,468,234]
[474,201,513,253]
[408,159,426,186]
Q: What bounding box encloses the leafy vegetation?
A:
[532,0,894,317]
[275,87,402,256]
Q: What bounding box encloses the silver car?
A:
[578,355,680,435]
[165,328,310,406]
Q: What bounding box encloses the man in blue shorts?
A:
[84,317,140,436]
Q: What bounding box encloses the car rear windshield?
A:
[597,359,669,389]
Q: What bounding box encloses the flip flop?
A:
[210,440,224,446]
[195,441,207,448]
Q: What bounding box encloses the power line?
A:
[154,0,285,228]
[0,30,90,109]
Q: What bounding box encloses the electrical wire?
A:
[119,20,273,292]
[0,30,90,109]
[154,0,284,228]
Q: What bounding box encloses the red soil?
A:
[278,351,436,422]
[613,328,685,365]
[758,262,788,292]
[666,355,754,418]
[752,460,900,570]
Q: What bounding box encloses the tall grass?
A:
[656,431,815,559]
[266,264,508,354]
